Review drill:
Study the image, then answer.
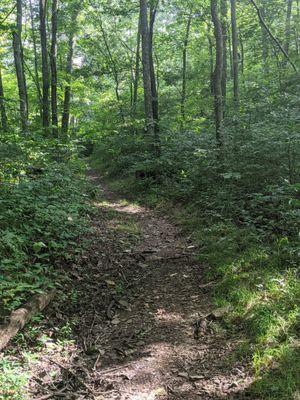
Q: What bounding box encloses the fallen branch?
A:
[249,0,298,73]
[0,291,55,351]
[48,358,95,398]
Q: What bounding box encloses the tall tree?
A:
[211,0,224,151]
[39,0,50,130]
[29,0,42,119]
[284,0,293,56]
[221,0,228,104]
[50,0,58,135]
[250,0,298,72]
[61,6,80,135]
[181,14,192,131]
[230,0,239,104]
[260,6,269,73]
[132,14,141,117]
[12,0,28,132]
[0,68,8,131]
[140,0,155,138]
[149,0,159,133]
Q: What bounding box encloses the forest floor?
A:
[9,171,256,399]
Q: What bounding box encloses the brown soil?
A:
[13,171,254,399]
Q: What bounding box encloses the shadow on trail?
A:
[27,173,254,399]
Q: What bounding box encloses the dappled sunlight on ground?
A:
[17,172,256,399]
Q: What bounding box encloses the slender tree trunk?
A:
[50,0,58,135]
[61,33,75,135]
[61,7,79,136]
[227,21,233,78]
[0,68,8,131]
[260,7,269,73]
[230,0,239,104]
[239,31,244,75]
[208,25,215,95]
[284,0,293,59]
[211,0,224,151]
[132,16,141,113]
[140,0,155,139]
[181,14,192,131]
[98,17,124,121]
[29,0,42,119]
[221,0,227,104]
[13,0,28,132]
[149,1,159,134]
[250,0,298,72]
[39,0,50,130]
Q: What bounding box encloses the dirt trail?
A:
[26,172,253,399]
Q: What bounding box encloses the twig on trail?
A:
[106,299,116,319]
[48,358,95,398]
[97,361,135,376]
[35,389,67,399]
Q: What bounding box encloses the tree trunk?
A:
[140,0,155,139]
[181,14,192,131]
[250,0,298,72]
[98,17,124,122]
[207,26,215,95]
[260,7,269,73]
[230,0,239,104]
[211,0,224,151]
[284,0,293,57]
[61,33,75,135]
[61,6,80,136]
[221,0,227,105]
[12,0,28,132]
[132,15,141,114]
[39,0,50,130]
[0,68,8,131]
[50,0,58,136]
[149,1,159,134]
[29,0,42,120]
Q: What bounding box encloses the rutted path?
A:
[26,171,253,399]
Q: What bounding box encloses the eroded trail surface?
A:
[28,172,253,399]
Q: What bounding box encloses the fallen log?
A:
[0,291,55,351]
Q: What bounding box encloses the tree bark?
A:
[249,0,298,72]
[132,15,141,115]
[29,0,42,119]
[61,34,75,135]
[181,14,192,131]
[207,26,215,95]
[230,0,239,104]
[211,0,224,151]
[221,0,228,104]
[50,0,58,136]
[12,0,28,132]
[39,0,50,130]
[260,6,269,73]
[284,0,293,57]
[61,7,79,136]
[0,291,55,351]
[98,17,124,122]
[140,0,155,139]
[149,1,159,134]
[0,68,8,131]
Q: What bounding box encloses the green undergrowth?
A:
[0,161,94,318]
[93,160,300,399]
